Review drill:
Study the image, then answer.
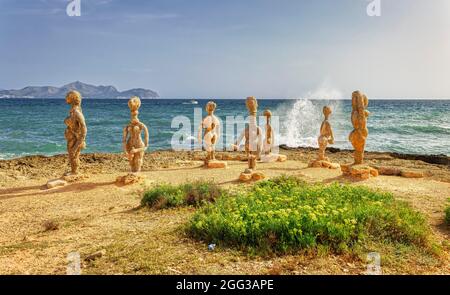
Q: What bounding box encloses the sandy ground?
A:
[0,149,449,274]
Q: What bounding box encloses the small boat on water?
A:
[183,99,199,105]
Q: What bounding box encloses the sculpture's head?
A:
[351,91,365,110]
[66,90,82,106]
[323,106,332,118]
[246,96,258,115]
[363,94,369,108]
[205,101,216,115]
[263,109,272,118]
[128,96,141,117]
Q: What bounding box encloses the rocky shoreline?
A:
[0,146,449,185]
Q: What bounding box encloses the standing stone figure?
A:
[122,96,149,173]
[260,109,287,163]
[262,109,274,155]
[349,91,370,164]
[198,101,221,165]
[317,106,334,161]
[64,90,87,176]
[308,106,339,169]
[234,97,264,181]
[341,90,377,179]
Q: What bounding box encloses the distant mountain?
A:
[0,81,159,99]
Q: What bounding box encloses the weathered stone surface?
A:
[341,164,378,180]
[401,170,424,178]
[62,174,88,183]
[277,154,287,162]
[329,163,341,169]
[123,96,149,173]
[207,160,227,169]
[46,179,68,189]
[251,172,266,181]
[349,91,370,164]
[116,173,145,185]
[64,90,87,176]
[239,172,253,182]
[309,159,340,170]
[378,166,402,176]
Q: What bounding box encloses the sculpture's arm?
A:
[122,127,129,155]
[233,129,245,151]
[325,121,334,144]
[74,111,87,150]
[271,126,275,148]
[257,127,263,157]
[215,117,221,142]
[143,124,149,149]
[197,119,204,144]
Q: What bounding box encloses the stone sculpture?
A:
[122,96,149,173]
[198,101,226,168]
[341,91,378,179]
[349,90,370,164]
[233,97,264,181]
[64,90,87,176]
[46,90,87,189]
[260,109,287,163]
[308,106,339,169]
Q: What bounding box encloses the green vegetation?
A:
[141,181,225,209]
[445,199,450,225]
[187,176,431,254]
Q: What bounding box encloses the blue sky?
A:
[0,0,449,98]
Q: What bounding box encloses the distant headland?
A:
[0,81,159,99]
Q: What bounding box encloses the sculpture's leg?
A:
[354,149,364,164]
[70,148,81,175]
[131,151,144,173]
[249,152,257,170]
[318,137,327,161]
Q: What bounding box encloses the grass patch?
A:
[187,176,432,255]
[141,181,225,210]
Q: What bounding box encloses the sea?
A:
[0,99,449,160]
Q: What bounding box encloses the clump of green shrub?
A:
[141,181,225,209]
[187,176,431,254]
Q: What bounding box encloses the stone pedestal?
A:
[341,164,378,180]
[261,153,287,163]
[116,173,145,185]
[308,159,340,170]
[46,174,87,189]
[46,179,68,189]
[206,160,228,169]
[239,170,266,182]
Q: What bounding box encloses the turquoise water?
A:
[0,99,449,159]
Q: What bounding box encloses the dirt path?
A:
[0,157,449,274]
